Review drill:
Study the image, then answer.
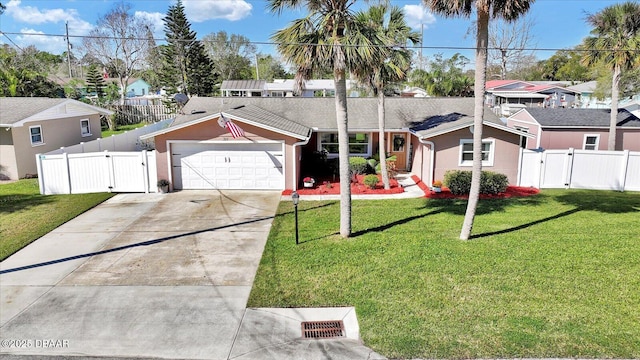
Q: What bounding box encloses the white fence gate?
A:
[518,148,640,191]
[36,151,157,195]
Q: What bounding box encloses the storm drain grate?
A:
[301,320,345,339]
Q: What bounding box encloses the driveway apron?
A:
[0,191,280,359]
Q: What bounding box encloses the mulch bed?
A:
[282,175,540,198]
[283,174,405,195]
[411,175,540,199]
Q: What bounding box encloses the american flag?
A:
[219,114,244,138]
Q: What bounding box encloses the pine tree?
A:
[86,64,107,99]
[161,0,216,96]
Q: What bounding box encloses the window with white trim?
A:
[514,126,529,148]
[319,132,370,157]
[29,125,43,146]
[459,139,495,166]
[81,119,91,137]
[583,134,599,150]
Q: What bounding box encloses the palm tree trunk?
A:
[335,69,351,238]
[378,89,390,189]
[460,5,489,241]
[608,64,620,151]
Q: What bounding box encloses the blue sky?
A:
[0,0,626,64]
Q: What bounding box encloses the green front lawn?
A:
[248,190,640,359]
[0,179,113,261]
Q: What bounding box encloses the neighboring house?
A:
[220,80,266,97]
[568,81,640,109]
[220,79,356,98]
[401,86,430,98]
[485,80,580,112]
[140,97,531,191]
[507,107,640,151]
[622,100,640,118]
[0,97,112,180]
[126,78,151,97]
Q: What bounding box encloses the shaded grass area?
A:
[0,179,113,261]
[100,122,146,137]
[248,190,640,359]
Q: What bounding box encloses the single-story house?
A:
[0,97,113,180]
[126,78,151,97]
[485,80,580,109]
[140,97,532,191]
[221,79,357,98]
[507,107,640,151]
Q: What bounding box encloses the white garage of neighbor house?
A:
[140,103,312,191]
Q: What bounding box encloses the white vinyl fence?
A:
[44,118,172,155]
[518,148,640,191]
[36,151,158,195]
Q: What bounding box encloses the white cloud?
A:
[135,11,165,34]
[403,4,436,30]
[183,0,252,22]
[5,0,93,35]
[16,28,67,53]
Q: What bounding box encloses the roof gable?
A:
[0,97,112,127]
[486,80,534,91]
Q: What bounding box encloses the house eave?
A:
[413,120,535,139]
[140,113,311,141]
[11,99,114,127]
[220,112,310,140]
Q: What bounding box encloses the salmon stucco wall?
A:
[411,127,523,185]
[154,117,303,190]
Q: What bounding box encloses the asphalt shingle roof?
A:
[0,97,68,125]
[171,97,503,138]
[525,108,640,128]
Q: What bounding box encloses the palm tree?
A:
[423,0,534,240]
[351,4,420,189]
[269,0,378,238]
[582,1,640,151]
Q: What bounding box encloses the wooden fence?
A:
[106,104,175,124]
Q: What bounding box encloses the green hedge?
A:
[349,157,370,175]
[363,174,379,189]
[443,170,509,195]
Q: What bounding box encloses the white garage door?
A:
[171,142,284,190]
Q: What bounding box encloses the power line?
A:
[2,30,639,54]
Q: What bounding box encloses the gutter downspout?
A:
[291,130,312,191]
[418,137,435,187]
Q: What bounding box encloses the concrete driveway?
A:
[0,191,383,360]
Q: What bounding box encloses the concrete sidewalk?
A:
[0,191,384,360]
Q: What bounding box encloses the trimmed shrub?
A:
[444,170,472,195]
[443,170,509,195]
[363,174,379,189]
[480,171,509,194]
[349,157,369,175]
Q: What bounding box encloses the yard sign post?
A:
[292,191,300,245]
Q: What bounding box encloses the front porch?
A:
[298,130,412,189]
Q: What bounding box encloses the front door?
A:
[389,133,407,171]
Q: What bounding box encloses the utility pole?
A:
[66,22,72,78]
[255,54,260,80]
[419,23,424,70]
